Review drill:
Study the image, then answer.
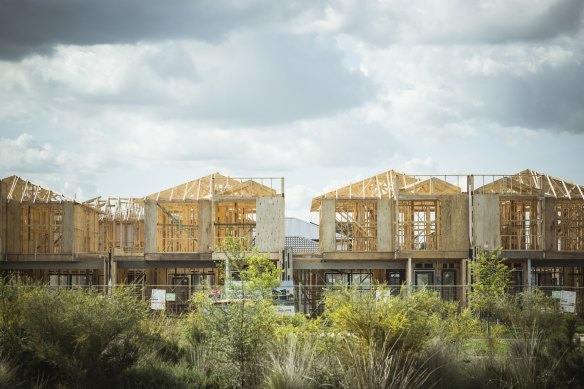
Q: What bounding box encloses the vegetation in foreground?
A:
[0,249,583,388]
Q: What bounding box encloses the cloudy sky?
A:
[1,0,583,222]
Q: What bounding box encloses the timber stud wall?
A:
[556,200,584,251]
[157,203,199,253]
[335,200,377,252]
[214,201,256,250]
[397,200,441,251]
[499,199,542,250]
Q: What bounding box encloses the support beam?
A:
[320,199,336,252]
[111,257,118,291]
[460,258,467,308]
[293,259,406,270]
[406,257,412,294]
[527,258,532,292]
[144,199,157,254]
[543,197,556,251]
[116,260,217,269]
[0,261,103,270]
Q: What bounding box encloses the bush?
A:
[0,279,148,388]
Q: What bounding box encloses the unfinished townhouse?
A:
[296,169,584,315]
[0,176,102,287]
[0,173,285,311]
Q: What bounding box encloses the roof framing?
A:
[146,172,280,201]
[1,175,74,203]
[474,169,584,199]
[83,196,145,221]
[312,168,584,211]
[311,170,417,211]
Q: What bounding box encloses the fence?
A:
[8,282,584,317]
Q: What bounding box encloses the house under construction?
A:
[0,173,285,310]
[1,169,583,315]
[294,169,584,315]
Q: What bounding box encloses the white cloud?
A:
[1,0,583,219]
[0,133,69,172]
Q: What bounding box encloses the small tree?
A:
[197,236,281,388]
[468,248,512,319]
[468,248,512,363]
[216,236,280,300]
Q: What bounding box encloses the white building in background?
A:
[285,217,319,240]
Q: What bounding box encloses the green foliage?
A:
[2,272,583,388]
[262,334,317,389]
[0,355,20,388]
[0,279,148,388]
[188,298,277,388]
[341,336,433,389]
[322,286,473,351]
[216,236,281,299]
[468,248,512,318]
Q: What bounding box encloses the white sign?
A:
[151,289,166,310]
[276,305,295,316]
[560,290,576,313]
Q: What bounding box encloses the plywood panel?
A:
[144,200,157,254]
[62,202,74,254]
[472,194,501,250]
[198,200,213,253]
[377,198,393,251]
[256,197,285,252]
[72,204,99,254]
[440,194,469,252]
[320,199,336,252]
[7,201,21,254]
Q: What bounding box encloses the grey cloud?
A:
[320,0,584,46]
[468,61,584,133]
[5,33,373,126]
[0,0,304,60]
[185,33,373,125]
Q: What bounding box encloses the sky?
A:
[0,0,583,222]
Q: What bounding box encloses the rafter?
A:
[146,173,279,201]
[2,175,73,203]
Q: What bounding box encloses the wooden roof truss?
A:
[147,173,280,201]
[84,196,144,221]
[474,169,584,199]
[2,175,73,203]
[311,170,462,211]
